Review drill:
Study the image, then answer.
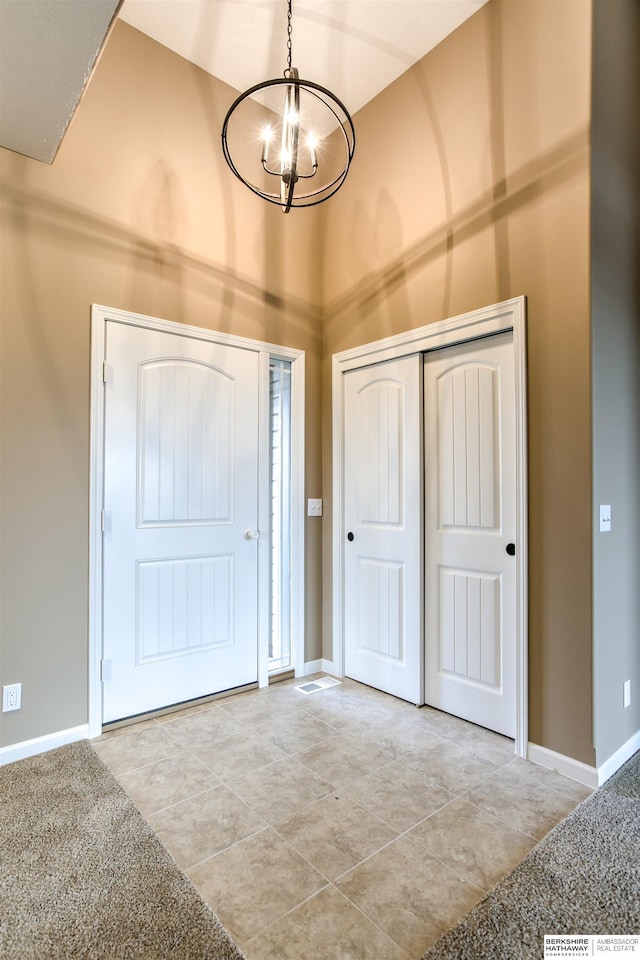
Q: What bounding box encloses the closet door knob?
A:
[347,532,355,542]
[506,542,515,556]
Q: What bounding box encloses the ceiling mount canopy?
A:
[221,0,355,213]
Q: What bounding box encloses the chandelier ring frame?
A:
[221,74,356,210]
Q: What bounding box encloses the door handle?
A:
[347,532,355,542]
[506,542,515,556]
[244,530,261,540]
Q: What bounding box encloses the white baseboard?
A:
[596,729,640,786]
[0,724,89,767]
[303,659,340,677]
[321,659,339,676]
[528,743,599,789]
[528,731,640,789]
[303,659,323,675]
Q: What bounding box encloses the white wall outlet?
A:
[2,683,22,712]
[623,679,631,709]
[307,498,323,517]
[599,504,611,532]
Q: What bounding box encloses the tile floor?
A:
[94,676,591,960]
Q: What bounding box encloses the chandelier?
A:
[221,0,356,213]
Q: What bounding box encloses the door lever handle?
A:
[244,530,260,540]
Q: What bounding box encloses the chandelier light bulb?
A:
[261,125,273,164]
[307,134,318,170]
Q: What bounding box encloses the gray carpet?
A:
[0,740,245,960]
[422,749,640,959]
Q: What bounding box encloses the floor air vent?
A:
[295,677,342,695]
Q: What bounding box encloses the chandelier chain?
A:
[286,0,293,72]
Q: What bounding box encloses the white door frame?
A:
[89,304,305,737]
[332,297,528,756]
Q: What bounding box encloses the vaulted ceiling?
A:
[0,0,488,163]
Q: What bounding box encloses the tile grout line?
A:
[242,882,415,960]
[100,679,586,960]
[184,824,274,875]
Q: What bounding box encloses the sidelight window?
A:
[269,359,292,673]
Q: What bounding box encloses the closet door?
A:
[424,332,516,737]
[343,355,423,704]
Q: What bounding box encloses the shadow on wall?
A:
[190,33,241,335]
[3,181,86,466]
[128,161,187,324]
[2,170,321,344]
[325,1,588,346]
[326,126,588,341]
[348,189,413,340]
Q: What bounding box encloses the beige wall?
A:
[0,21,324,748]
[591,0,640,766]
[321,1,594,764]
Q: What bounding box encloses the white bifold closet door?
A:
[102,321,260,723]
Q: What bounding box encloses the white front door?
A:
[343,355,423,704]
[102,320,260,723]
[424,332,516,737]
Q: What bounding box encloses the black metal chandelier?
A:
[221,0,355,213]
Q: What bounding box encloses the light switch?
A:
[308,499,323,517]
[599,504,611,532]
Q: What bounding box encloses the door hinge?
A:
[100,508,106,533]
[103,362,113,385]
[100,659,112,683]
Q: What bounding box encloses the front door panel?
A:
[102,321,259,723]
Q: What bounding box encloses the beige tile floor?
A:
[94,676,591,960]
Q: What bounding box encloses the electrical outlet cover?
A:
[3,683,22,712]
